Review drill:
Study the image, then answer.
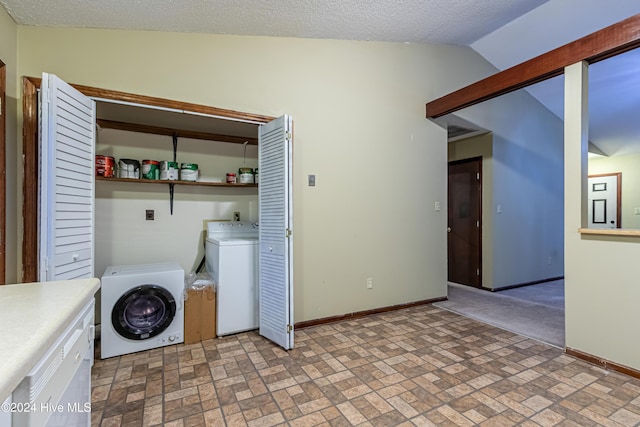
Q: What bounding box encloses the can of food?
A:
[118,159,140,179]
[160,161,179,180]
[226,173,237,184]
[238,167,254,184]
[141,160,160,180]
[180,163,199,182]
[254,168,259,184]
[96,155,115,178]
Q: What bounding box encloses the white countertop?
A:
[0,278,100,401]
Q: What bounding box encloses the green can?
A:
[180,163,199,182]
[160,161,179,180]
[141,160,160,180]
[238,167,254,184]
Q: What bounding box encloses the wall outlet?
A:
[146,210,154,221]
[234,211,240,221]
[366,277,373,289]
[548,256,552,265]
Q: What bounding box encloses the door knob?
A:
[447,227,451,233]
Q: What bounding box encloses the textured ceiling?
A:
[0,0,550,45]
[4,0,639,157]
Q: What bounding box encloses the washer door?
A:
[111,285,177,340]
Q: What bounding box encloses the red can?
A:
[96,155,115,178]
[226,173,237,184]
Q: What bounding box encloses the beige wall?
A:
[565,62,640,371]
[448,132,494,287]
[589,153,640,229]
[0,7,17,284]
[14,27,494,322]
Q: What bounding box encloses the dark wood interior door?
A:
[448,157,482,287]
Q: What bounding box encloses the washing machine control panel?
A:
[207,221,258,238]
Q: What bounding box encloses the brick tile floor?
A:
[91,305,640,426]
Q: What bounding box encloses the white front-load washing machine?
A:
[100,262,184,359]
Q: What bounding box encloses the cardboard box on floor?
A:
[184,283,216,344]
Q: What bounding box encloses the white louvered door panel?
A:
[258,115,294,350]
[39,73,96,281]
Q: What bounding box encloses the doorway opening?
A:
[22,75,295,350]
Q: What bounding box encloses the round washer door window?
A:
[111,285,177,340]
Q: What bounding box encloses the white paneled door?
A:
[258,115,294,350]
[39,73,96,281]
[587,174,620,229]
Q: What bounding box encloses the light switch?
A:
[308,174,316,186]
[634,207,640,215]
[434,201,441,211]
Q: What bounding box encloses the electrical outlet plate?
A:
[146,210,154,221]
[366,277,373,289]
[234,211,240,221]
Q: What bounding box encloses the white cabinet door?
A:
[258,115,294,350]
[39,73,96,281]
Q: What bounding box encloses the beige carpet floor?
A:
[433,282,565,348]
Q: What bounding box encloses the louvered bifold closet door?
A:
[39,73,96,281]
[258,115,294,350]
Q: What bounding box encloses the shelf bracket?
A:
[169,183,175,215]
[172,133,178,163]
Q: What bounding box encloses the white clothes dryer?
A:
[100,262,184,359]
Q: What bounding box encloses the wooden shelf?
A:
[578,228,640,237]
[96,119,258,145]
[96,176,257,188]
